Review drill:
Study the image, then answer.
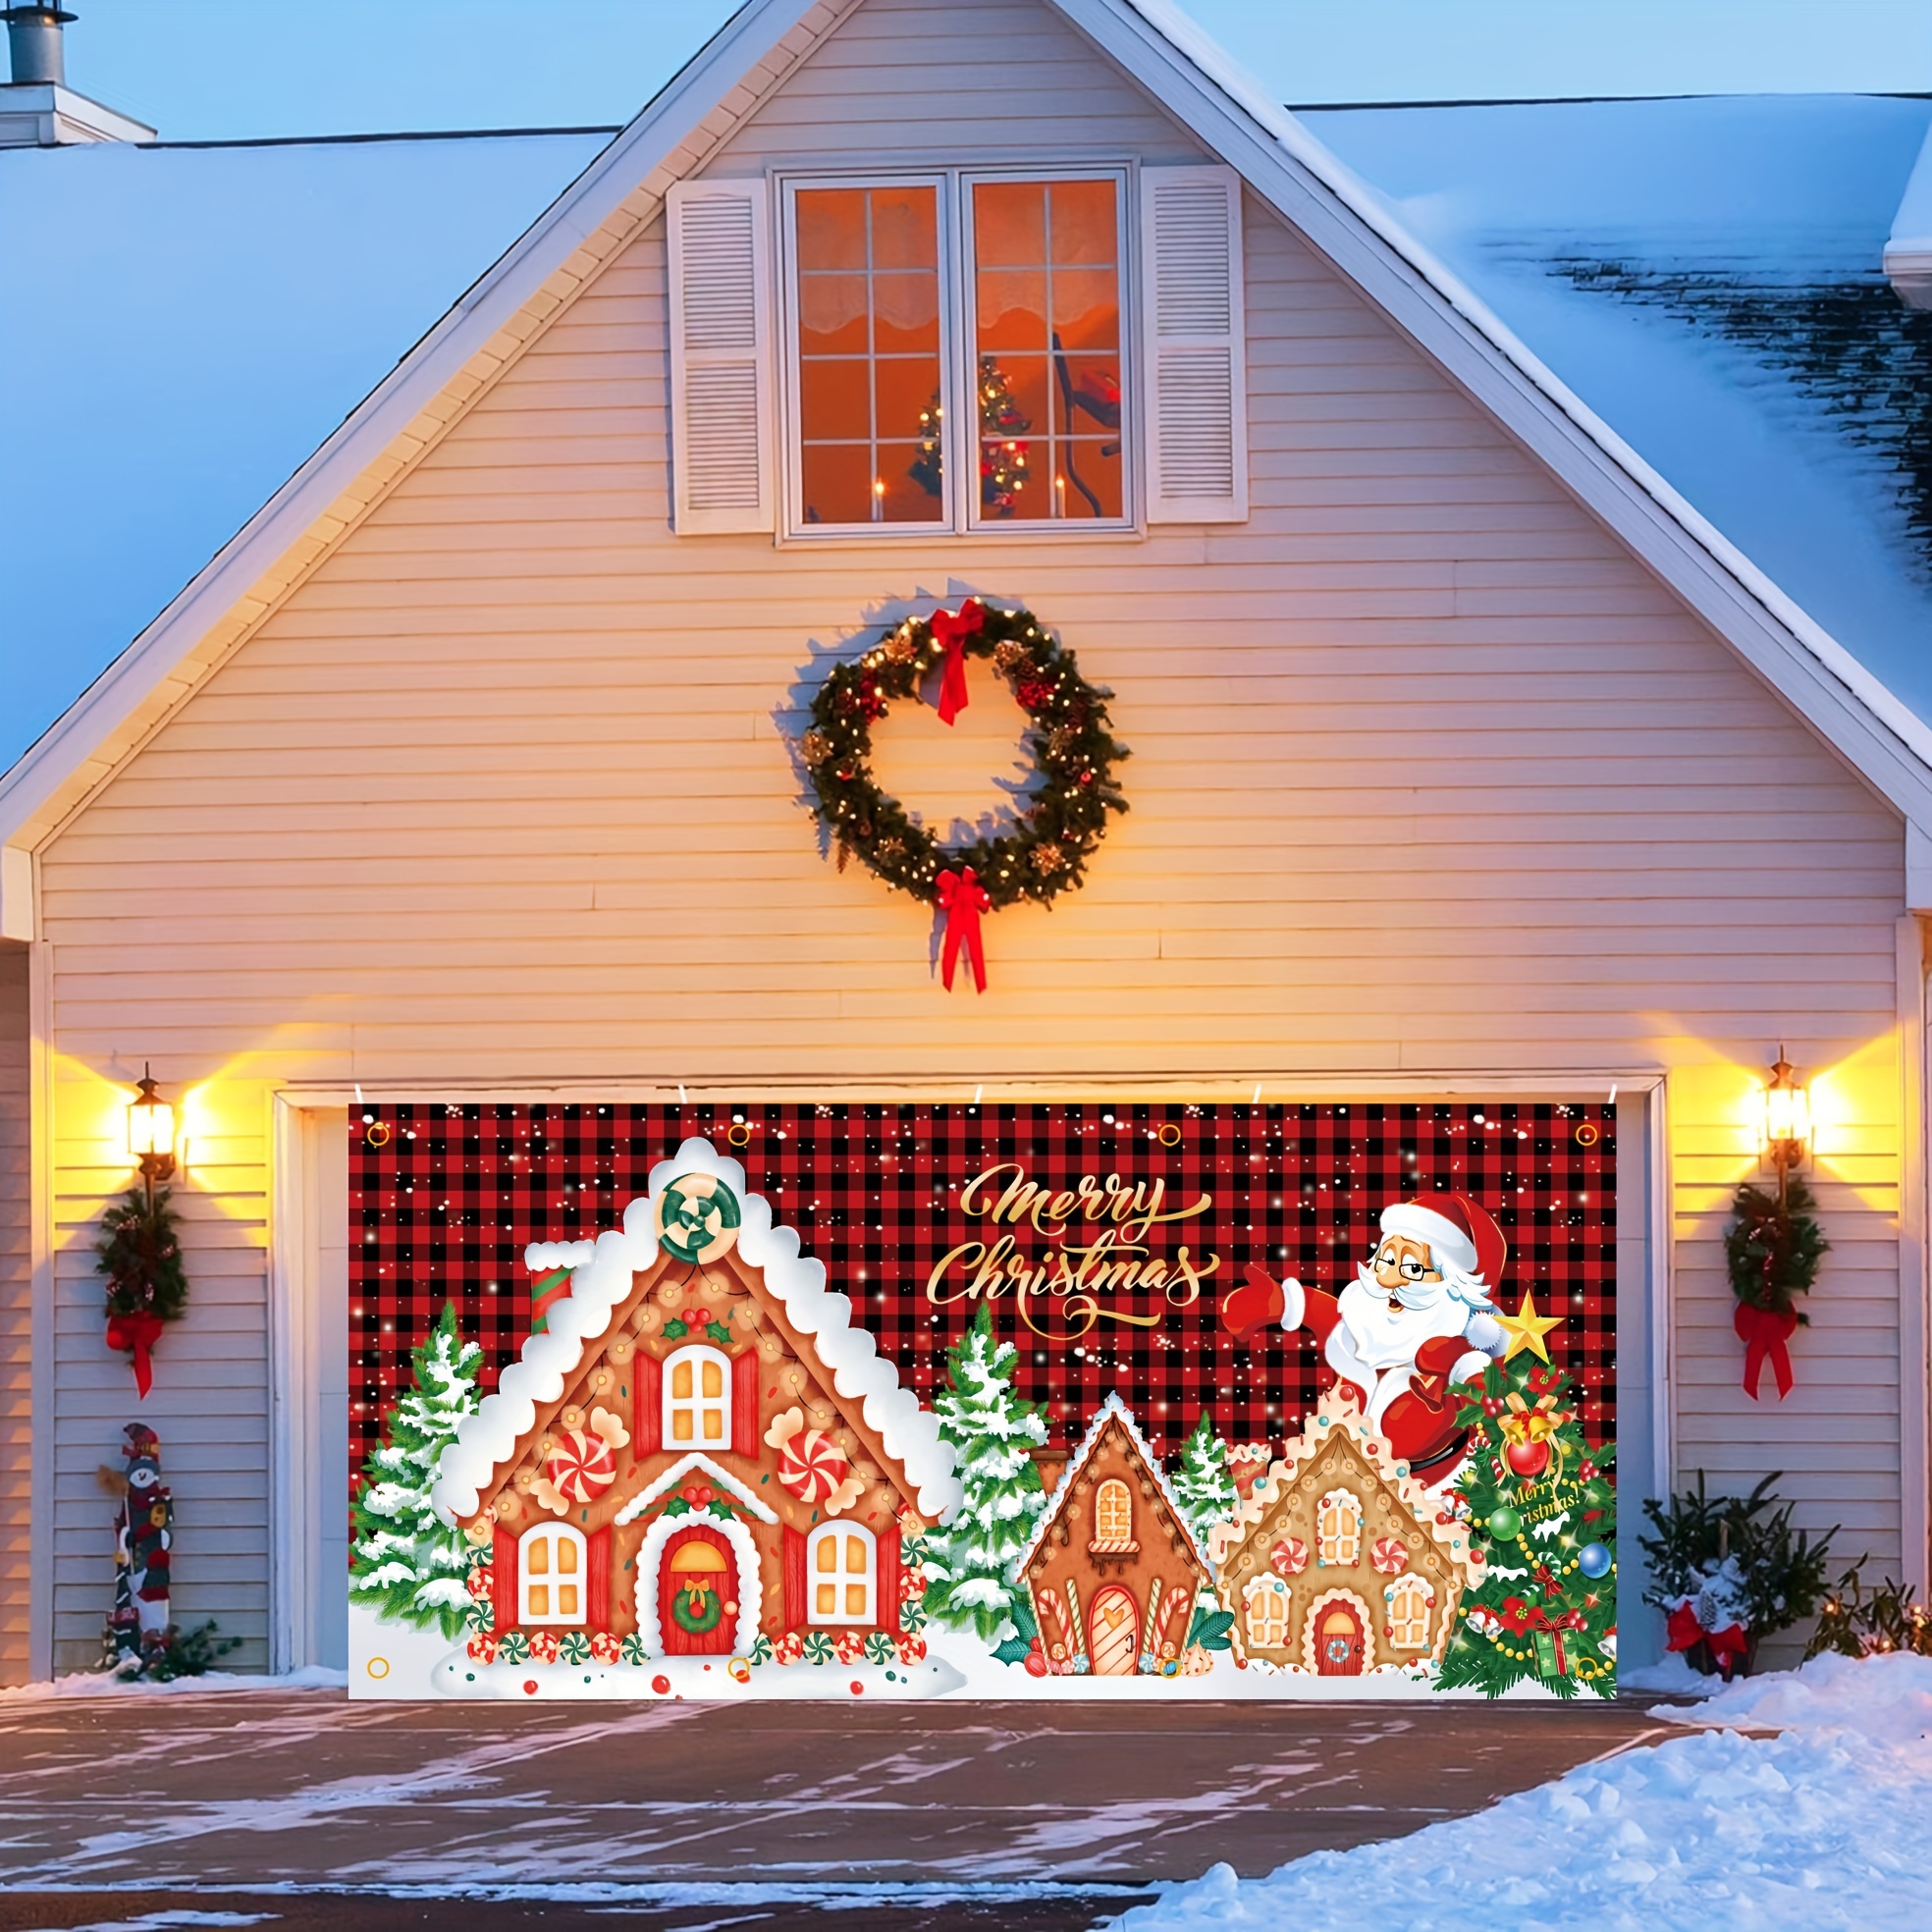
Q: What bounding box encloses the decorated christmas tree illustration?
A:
[923,1302,1048,1654]
[1436,1354,1617,1698]
[349,1302,487,1637]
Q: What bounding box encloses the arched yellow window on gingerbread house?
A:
[1091,1477,1137,1553]
[1243,1575,1290,1649]
[1386,1573,1435,1649]
[1315,1488,1363,1567]
[519,1524,586,1626]
[808,1522,876,1625]
[664,1344,730,1447]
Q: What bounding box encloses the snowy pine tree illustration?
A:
[1168,1411,1238,1548]
[924,1303,1048,1646]
[349,1301,486,1636]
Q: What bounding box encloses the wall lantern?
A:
[1762,1049,1810,1190]
[127,1064,177,1198]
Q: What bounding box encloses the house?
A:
[430,1139,958,1663]
[4,0,1932,1688]
[1208,1387,1477,1676]
[1018,1393,1211,1676]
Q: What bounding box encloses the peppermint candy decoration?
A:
[1370,1536,1410,1576]
[544,1427,617,1505]
[778,1426,852,1506]
[1270,1536,1309,1577]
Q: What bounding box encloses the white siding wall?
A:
[0,946,29,1683]
[34,0,1910,1666]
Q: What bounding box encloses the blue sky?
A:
[65,0,1932,142]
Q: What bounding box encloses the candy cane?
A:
[1154,1584,1193,1655]
[1062,1578,1086,1658]
[1138,1578,1165,1665]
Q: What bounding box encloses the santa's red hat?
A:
[1379,1195,1506,1295]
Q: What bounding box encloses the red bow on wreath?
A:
[930,600,985,726]
[1734,1303,1799,1401]
[105,1312,166,1401]
[937,866,991,993]
[1502,1596,1586,1637]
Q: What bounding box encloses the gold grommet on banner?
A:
[365,1121,392,1149]
[1575,1121,1600,1148]
[1157,1123,1182,1149]
[726,1122,753,1149]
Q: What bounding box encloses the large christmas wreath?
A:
[799,599,1129,990]
[96,1185,188,1400]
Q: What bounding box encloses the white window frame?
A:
[518,1523,587,1627]
[1243,1574,1291,1648]
[1386,1574,1435,1650]
[806,1521,877,1626]
[664,1343,732,1449]
[777,165,1135,542]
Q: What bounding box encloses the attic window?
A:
[666,166,1246,538]
[779,171,1129,536]
[1090,1476,1139,1554]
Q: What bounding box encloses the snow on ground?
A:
[0,1665,346,1702]
[1111,1651,1932,1932]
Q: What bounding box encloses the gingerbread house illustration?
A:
[1018,1394,1213,1676]
[1208,1387,1479,1676]
[429,1140,961,1660]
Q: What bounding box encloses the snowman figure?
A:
[100,1422,173,1671]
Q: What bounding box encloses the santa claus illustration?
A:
[1248,1196,1509,1479]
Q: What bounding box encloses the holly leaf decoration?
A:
[1187,1605,1236,1653]
[663,1497,691,1518]
[705,1320,733,1347]
[706,1499,736,1522]
[663,1318,690,1340]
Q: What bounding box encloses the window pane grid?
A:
[971,178,1122,523]
[795,185,944,527]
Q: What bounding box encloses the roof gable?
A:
[431,1134,961,1524]
[1208,1385,1477,1581]
[1019,1391,1208,1580]
[7,0,1932,936]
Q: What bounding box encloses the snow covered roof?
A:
[9,3,1932,923]
[0,128,612,773]
[428,1136,962,1526]
[1017,1391,1208,1579]
[1304,93,1932,729]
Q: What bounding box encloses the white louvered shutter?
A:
[1140,165,1248,523]
[667,177,774,534]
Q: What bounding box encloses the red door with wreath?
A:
[1315,1597,1367,1676]
[661,1524,735,1655]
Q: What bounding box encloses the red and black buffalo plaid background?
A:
[349,1101,1615,1483]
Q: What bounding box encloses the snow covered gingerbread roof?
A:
[1017,1391,1210,1581]
[429,1135,962,1525]
[1208,1385,1478,1579]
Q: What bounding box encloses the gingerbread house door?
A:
[1088,1584,1140,1675]
[1315,1596,1366,1676]
[660,1525,735,1656]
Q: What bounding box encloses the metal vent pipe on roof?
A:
[3,4,76,87]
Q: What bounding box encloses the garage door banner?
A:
[348,1101,1617,1701]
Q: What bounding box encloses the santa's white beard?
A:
[1330,1266,1478,1428]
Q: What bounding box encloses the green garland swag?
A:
[1724,1172,1827,1399]
[671,1584,724,1636]
[97,1185,188,1323]
[1724,1173,1827,1318]
[800,603,1129,913]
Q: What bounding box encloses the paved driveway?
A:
[0,1691,1668,1929]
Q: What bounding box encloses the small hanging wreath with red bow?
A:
[799,599,1129,991]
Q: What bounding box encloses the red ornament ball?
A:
[651,1673,671,1694]
[1505,1438,1552,1479]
